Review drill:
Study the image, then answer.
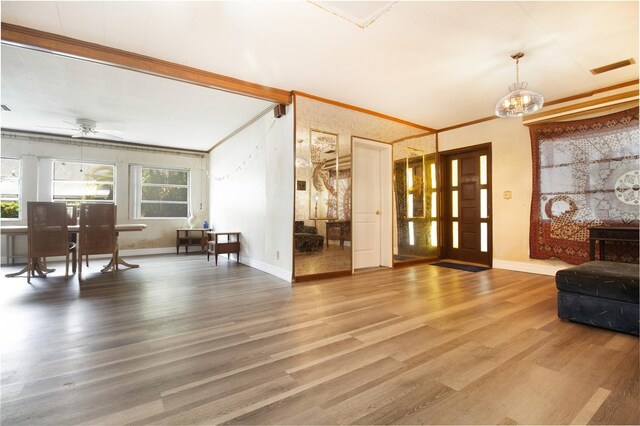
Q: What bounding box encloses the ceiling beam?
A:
[522,90,639,125]
[1,23,292,105]
[437,79,639,133]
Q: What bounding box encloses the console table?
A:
[207,232,241,265]
[326,221,351,247]
[589,226,640,261]
[176,228,211,254]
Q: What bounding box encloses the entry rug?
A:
[430,261,489,273]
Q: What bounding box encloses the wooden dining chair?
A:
[66,204,79,273]
[27,202,74,283]
[78,203,117,281]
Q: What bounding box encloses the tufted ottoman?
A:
[556,261,639,335]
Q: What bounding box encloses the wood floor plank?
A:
[1,255,637,425]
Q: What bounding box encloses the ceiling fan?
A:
[40,118,123,141]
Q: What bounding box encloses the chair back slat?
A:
[79,203,116,256]
[27,202,69,258]
[66,204,78,226]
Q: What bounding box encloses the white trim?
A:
[2,246,177,265]
[120,247,177,257]
[2,249,293,283]
[493,259,565,276]
[239,256,292,283]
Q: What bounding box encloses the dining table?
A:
[2,223,147,278]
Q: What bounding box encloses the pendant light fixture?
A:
[495,52,544,118]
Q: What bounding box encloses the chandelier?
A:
[495,52,544,118]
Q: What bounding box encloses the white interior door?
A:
[353,142,381,269]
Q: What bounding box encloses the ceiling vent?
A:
[1,105,11,111]
[590,58,635,75]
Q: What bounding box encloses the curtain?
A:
[529,107,639,264]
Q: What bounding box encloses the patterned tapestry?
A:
[530,107,640,264]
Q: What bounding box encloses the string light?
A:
[211,118,277,182]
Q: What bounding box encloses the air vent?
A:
[590,58,635,75]
[1,105,11,111]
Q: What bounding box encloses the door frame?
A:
[437,142,493,266]
[352,136,393,271]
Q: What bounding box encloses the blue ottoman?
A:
[556,261,639,336]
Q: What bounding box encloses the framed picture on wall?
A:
[309,129,339,220]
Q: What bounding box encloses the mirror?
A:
[393,135,438,262]
[294,96,353,278]
[294,128,352,277]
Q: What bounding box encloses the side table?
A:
[176,228,211,254]
[207,232,241,265]
[588,226,640,261]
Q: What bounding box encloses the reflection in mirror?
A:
[393,135,438,263]
[294,122,352,277]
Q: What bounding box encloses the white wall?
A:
[1,132,208,263]
[209,107,294,282]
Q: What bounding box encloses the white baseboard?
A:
[493,259,565,276]
[2,247,177,266]
[1,247,294,283]
[239,257,292,283]
[120,247,177,257]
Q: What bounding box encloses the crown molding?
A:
[437,79,639,133]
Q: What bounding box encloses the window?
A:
[132,166,189,218]
[1,157,20,219]
[52,160,115,203]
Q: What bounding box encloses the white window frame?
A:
[130,165,190,219]
[1,156,22,221]
[51,159,116,204]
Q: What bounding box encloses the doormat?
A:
[430,262,489,273]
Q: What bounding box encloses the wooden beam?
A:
[437,115,497,133]
[522,90,639,125]
[524,100,639,124]
[391,131,437,144]
[437,79,639,133]
[293,91,437,132]
[1,23,292,105]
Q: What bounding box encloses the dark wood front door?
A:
[440,144,492,266]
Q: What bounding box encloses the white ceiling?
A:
[0,44,273,151]
[1,1,638,143]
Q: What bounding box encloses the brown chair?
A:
[66,204,79,273]
[66,204,91,270]
[78,203,117,281]
[26,202,74,283]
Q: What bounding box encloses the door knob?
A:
[376,210,381,215]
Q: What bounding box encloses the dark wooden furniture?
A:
[588,226,639,261]
[326,221,351,247]
[176,228,211,254]
[3,223,146,278]
[207,232,241,265]
[26,202,74,283]
[78,203,117,281]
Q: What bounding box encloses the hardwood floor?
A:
[1,255,638,425]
